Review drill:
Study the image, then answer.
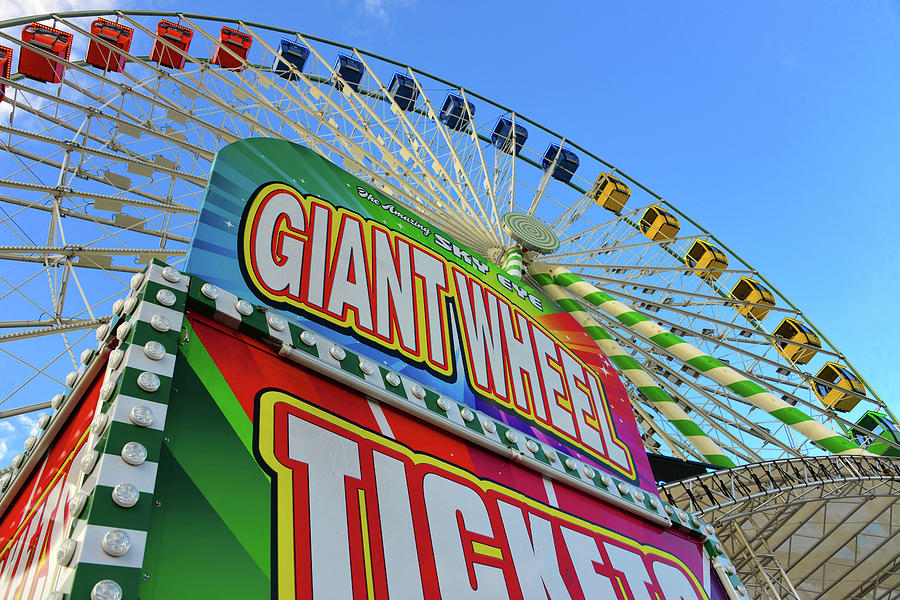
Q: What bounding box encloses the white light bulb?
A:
[162,266,181,283]
[121,441,148,466]
[143,341,166,361]
[267,314,286,331]
[80,348,94,364]
[65,371,79,387]
[123,297,138,314]
[200,283,219,299]
[111,483,140,508]
[129,272,145,290]
[91,580,123,600]
[108,349,125,369]
[137,371,160,393]
[56,539,77,566]
[235,299,253,316]
[150,314,170,333]
[129,405,154,427]
[115,321,132,341]
[100,529,131,557]
[95,324,110,341]
[69,491,89,517]
[156,289,177,307]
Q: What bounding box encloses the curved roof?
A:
[661,456,900,599]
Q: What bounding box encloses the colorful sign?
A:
[0,370,98,598]
[186,139,653,489]
[152,309,726,599]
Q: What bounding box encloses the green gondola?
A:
[849,411,900,456]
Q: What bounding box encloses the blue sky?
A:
[2,0,899,460]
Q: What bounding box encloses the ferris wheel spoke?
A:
[0,123,205,188]
[404,70,499,244]
[0,327,95,398]
[552,233,702,261]
[0,178,197,216]
[327,48,486,225]
[234,31,447,222]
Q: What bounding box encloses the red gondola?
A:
[0,46,11,101]
[85,18,133,72]
[18,23,72,84]
[151,20,193,70]
[213,26,252,71]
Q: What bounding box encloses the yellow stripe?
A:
[358,489,375,600]
[472,540,504,560]
[0,427,90,560]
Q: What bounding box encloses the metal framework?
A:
[0,10,895,469]
[662,456,900,600]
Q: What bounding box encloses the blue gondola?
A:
[541,144,579,183]
[491,118,528,155]
[439,94,475,131]
[388,73,417,111]
[272,39,309,80]
[334,54,364,92]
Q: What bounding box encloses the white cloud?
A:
[360,0,415,24]
[0,421,14,433]
[0,440,8,461]
[16,414,39,436]
[0,0,115,22]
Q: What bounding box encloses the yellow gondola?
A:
[812,362,865,412]
[639,206,680,241]
[592,173,631,212]
[684,239,728,281]
[773,317,821,364]
[731,277,775,320]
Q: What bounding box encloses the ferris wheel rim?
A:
[0,9,892,467]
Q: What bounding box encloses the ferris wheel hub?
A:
[501,212,560,254]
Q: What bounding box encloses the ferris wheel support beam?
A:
[2,81,215,161]
[591,313,788,461]
[0,317,108,343]
[0,123,206,188]
[0,193,190,244]
[530,265,735,467]
[536,263,869,457]
[0,142,181,208]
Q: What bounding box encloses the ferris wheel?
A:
[0,10,896,471]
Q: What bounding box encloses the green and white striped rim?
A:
[530,263,735,468]
[534,263,867,457]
